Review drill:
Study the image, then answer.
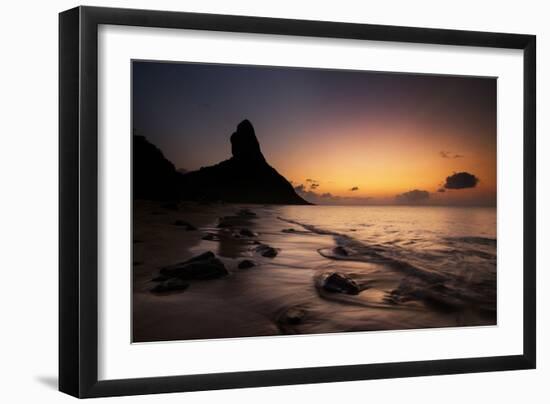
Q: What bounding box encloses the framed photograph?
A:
[59,6,536,398]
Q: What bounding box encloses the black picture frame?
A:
[59,5,536,398]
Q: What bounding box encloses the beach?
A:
[132,201,496,343]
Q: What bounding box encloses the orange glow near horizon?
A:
[267,120,496,205]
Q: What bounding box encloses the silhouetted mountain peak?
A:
[230,119,265,162]
[181,120,310,205]
[133,120,311,205]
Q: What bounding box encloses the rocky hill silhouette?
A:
[133,134,181,200]
[133,120,311,205]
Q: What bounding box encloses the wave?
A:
[278,216,448,283]
[277,215,496,316]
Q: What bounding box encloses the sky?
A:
[133,61,496,206]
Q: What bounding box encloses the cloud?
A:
[294,184,326,202]
[303,178,321,189]
[349,186,359,191]
[294,184,372,205]
[395,189,430,203]
[440,151,464,159]
[444,172,479,189]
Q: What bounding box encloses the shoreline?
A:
[133,201,496,343]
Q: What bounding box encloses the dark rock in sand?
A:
[151,278,189,293]
[173,220,197,231]
[255,244,279,258]
[174,259,227,280]
[237,208,257,217]
[160,251,228,280]
[202,233,220,241]
[321,272,360,295]
[184,251,215,263]
[333,246,349,256]
[238,259,256,269]
[285,307,306,325]
[383,295,400,305]
[179,120,311,205]
[282,228,296,233]
[239,228,258,237]
[217,216,242,228]
[262,248,278,258]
